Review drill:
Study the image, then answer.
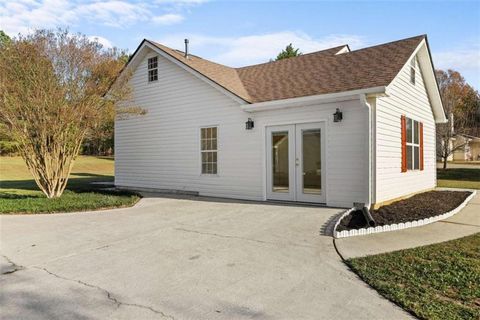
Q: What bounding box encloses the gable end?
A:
[121,40,249,105]
[385,38,446,123]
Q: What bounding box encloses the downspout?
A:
[359,94,376,217]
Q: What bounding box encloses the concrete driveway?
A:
[0,195,410,320]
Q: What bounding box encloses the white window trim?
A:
[147,56,158,83]
[199,126,219,176]
[406,117,420,171]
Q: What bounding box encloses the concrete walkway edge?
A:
[334,189,477,238]
[334,190,480,259]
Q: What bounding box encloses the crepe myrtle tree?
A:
[0,29,143,198]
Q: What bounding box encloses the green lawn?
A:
[347,233,480,320]
[0,156,139,214]
[437,168,480,189]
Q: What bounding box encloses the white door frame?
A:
[265,121,326,203]
[266,125,296,201]
[295,122,326,203]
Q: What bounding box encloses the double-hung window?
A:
[406,118,420,170]
[200,127,217,174]
[148,56,158,82]
[401,116,424,172]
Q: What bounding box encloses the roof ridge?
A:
[235,45,348,70]
[148,40,236,70]
[143,35,429,104]
[150,40,348,71]
[346,34,426,54]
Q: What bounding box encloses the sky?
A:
[1,0,479,88]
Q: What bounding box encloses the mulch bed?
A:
[337,190,472,231]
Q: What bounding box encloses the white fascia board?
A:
[393,39,447,124]
[143,42,248,105]
[241,86,386,112]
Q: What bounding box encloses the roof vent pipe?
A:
[184,39,189,59]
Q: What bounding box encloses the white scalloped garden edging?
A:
[333,190,476,239]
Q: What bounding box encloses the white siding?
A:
[375,56,436,203]
[115,49,261,200]
[254,100,369,207]
[115,48,369,207]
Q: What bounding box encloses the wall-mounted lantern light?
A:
[245,118,254,130]
[333,108,343,122]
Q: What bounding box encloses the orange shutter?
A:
[401,115,407,172]
[420,122,424,170]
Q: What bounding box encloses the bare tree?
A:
[436,69,479,169]
[0,29,140,198]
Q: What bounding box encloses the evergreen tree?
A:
[275,43,301,61]
[0,30,11,47]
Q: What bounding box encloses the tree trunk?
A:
[443,156,448,170]
[26,157,73,198]
[21,142,81,198]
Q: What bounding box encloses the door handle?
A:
[295,158,300,166]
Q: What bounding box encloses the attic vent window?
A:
[148,56,158,82]
[410,58,416,85]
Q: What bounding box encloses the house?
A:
[115,35,446,208]
[451,134,480,161]
[436,113,480,162]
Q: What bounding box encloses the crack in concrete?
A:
[95,244,110,250]
[174,227,313,248]
[1,254,25,275]
[1,254,175,318]
[438,220,480,227]
[38,224,175,266]
[34,266,175,320]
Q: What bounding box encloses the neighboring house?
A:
[452,134,480,161]
[115,35,446,208]
[436,114,480,162]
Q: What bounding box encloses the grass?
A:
[437,168,480,189]
[347,234,480,320]
[0,156,139,214]
[445,161,480,165]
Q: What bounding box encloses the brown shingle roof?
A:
[148,35,425,103]
[149,41,251,101]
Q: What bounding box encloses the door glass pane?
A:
[272,131,289,192]
[302,129,321,194]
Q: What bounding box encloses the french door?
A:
[266,122,326,203]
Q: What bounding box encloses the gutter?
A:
[359,94,376,209]
[241,86,386,112]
